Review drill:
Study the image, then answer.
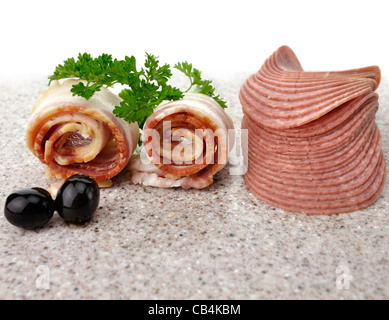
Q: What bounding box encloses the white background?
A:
[0,0,388,77]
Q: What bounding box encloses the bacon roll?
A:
[26,80,139,184]
[128,93,235,189]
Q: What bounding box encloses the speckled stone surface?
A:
[0,73,388,300]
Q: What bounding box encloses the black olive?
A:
[4,188,54,230]
[55,174,100,224]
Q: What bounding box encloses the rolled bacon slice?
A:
[26,80,139,184]
[240,46,386,215]
[128,93,235,189]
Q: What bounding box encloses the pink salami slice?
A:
[240,46,386,215]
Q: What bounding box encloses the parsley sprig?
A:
[48,53,226,128]
[174,61,227,109]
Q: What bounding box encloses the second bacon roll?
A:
[128,93,235,189]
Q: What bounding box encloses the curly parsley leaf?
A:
[114,54,184,127]
[49,53,115,84]
[48,53,227,130]
[174,61,227,109]
[70,82,103,100]
[49,53,118,98]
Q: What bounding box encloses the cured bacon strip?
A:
[239,46,386,215]
[26,80,139,183]
[127,93,235,189]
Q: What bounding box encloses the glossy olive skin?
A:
[4,188,55,230]
[55,174,100,224]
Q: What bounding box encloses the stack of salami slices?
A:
[239,46,386,215]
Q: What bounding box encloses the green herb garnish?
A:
[49,53,227,128]
[174,61,227,109]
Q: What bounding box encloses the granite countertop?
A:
[0,74,388,300]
